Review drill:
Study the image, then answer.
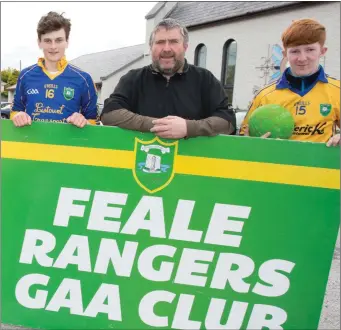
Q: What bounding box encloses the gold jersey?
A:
[240,68,340,142]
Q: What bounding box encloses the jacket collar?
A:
[149,59,190,76]
[276,65,328,89]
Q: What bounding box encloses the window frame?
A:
[221,39,237,104]
[194,43,207,68]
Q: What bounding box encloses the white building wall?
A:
[100,57,145,104]
[185,2,340,109]
[143,2,178,65]
[8,90,14,103]
[96,88,102,105]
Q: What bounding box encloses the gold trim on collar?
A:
[37,56,68,80]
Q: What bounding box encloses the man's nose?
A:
[163,41,171,51]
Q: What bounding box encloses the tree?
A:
[8,69,19,86]
[1,90,8,98]
[1,68,20,99]
[1,68,20,86]
[1,69,10,83]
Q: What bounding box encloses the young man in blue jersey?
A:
[240,19,340,147]
[11,12,98,128]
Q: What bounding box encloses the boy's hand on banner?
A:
[12,112,32,127]
[326,134,340,147]
[67,113,88,128]
[243,125,271,138]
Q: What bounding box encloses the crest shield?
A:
[320,104,331,117]
[63,87,74,101]
[133,137,178,194]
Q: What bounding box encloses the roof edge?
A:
[101,54,144,81]
[5,84,16,91]
[145,2,166,19]
[185,1,316,29]
[70,43,145,63]
[163,2,179,19]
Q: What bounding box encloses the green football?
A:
[248,104,295,139]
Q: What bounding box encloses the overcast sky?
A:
[1,1,157,70]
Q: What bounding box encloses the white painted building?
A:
[6,84,16,103]
[71,1,340,110]
[1,81,6,93]
[70,45,145,105]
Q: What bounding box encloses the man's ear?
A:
[184,43,188,52]
[37,39,42,49]
[321,46,328,56]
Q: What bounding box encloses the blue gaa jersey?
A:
[11,57,98,124]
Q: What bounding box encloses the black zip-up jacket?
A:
[285,66,321,93]
[102,61,236,129]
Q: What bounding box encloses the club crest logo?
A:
[133,137,178,194]
[63,87,74,101]
[320,104,331,117]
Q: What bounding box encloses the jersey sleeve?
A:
[335,93,340,127]
[336,103,340,125]
[328,78,340,129]
[80,74,98,125]
[239,94,262,135]
[10,72,27,119]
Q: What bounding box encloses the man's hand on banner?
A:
[151,116,187,139]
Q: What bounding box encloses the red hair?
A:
[282,19,326,49]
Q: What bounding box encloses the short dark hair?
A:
[37,11,71,41]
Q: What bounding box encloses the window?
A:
[221,39,237,104]
[194,44,207,68]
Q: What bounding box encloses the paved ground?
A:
[1,234,340,330]
[318,232,340,330]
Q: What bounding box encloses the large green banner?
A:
[1,120,340,329]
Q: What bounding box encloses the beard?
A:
[152,54,184,76]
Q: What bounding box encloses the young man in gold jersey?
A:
[240,19,340,147]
